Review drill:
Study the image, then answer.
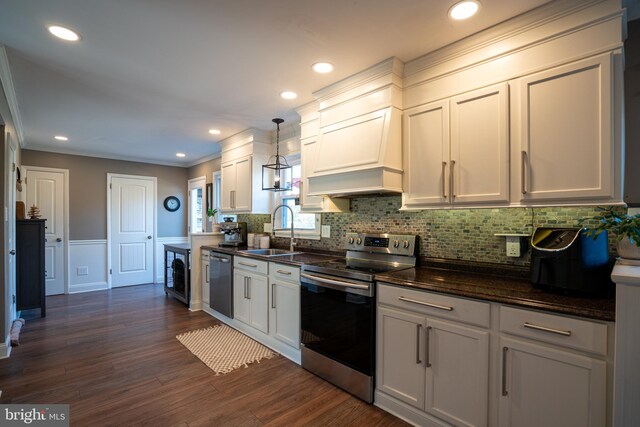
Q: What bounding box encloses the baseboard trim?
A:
[68,282,108,293]
[0,334,12,359]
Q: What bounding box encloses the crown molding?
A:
[0,45,25,147]
[404,0,617,79]
[218,127,271,153]
[186,151,222,168]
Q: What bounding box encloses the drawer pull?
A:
[502,347,509,396]
[239,262,258,268]
[399,296,454,312]
[425,326,432,368]
[276,269,292,275]
[416,324,422,365]
[523,322,572,336]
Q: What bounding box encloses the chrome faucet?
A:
[272,204,296,252]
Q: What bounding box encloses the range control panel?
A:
[345,233,417,256]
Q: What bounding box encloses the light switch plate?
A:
[264,223,273,233]
[321,225,331,238]
[77,266,89,276]
[506,236,521,257]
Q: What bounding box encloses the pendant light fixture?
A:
[262,118,292,192]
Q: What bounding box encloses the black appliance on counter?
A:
[219,221,247,247]
[300,232,418,403]
[530,227,612,295]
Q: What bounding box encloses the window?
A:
[274,161,321,240]
[188,176,206,233]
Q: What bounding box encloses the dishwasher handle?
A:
[210,255,230,263]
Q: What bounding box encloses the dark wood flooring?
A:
[0,284,407,426]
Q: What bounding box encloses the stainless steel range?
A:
[300,232,417,403]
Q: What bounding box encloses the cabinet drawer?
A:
[499,305,608,356]
[269,263,300,282]
[378,283,490,328]
[201,253,210,261]
[234,256,268,275]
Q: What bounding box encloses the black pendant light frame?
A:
[262,118,292,192]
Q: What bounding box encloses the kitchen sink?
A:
[239,248,302,257]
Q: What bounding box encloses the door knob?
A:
[9,250,15,255]
[147,236,152,239]
[56,238,62,242]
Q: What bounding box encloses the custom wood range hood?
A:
[306,58,404,198]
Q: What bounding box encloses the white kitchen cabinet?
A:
[515,53,614,203]
[201,252,210,306]
[268,263,300,349]
[220,156,252,212]
[299,139,348,212]
[499,337,606,427]
[402,83,509,209]
[233,257,269,334]
[377,284,490,426]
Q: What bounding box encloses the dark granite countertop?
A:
[200,245,343,267]
[376,266,615,322]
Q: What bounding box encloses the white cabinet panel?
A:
[233,270,250,325]
[300,137,324,211]
[451,83,510,204]
[517,53,613,202]
[247,273,268,334]
[201,255,209,306]
[221,161,235,211]
[499,337,606,427]
[234,157,252,211]
[269,279,300,349]
[403,100,449,207]
[377,306,426,409]
[426,318,489,427]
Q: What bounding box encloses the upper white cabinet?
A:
[402,83,509,209]
[219,129,271,214]
[515,53,614,203]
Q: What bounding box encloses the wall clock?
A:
[163,196,180,212]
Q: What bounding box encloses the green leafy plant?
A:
[580,208,640,247]
[207,208,218,217]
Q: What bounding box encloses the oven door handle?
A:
[301,273,370,291]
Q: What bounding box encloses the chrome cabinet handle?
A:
[521,151,528,195]
[523,322,572,336]
[247,277,251,299]
[398,296,453,311]
[416,324,422,364]
[239,262,258,268]
[271,283,276,309]
[243,277,248,299]
[425,326,432,368]
[450,159,456,199]
[276,270,292,275]
[211,256,229,263]
[301,273,370,290]
[441,161,447,199]
[205,265,209,284]
[502,347,509,396]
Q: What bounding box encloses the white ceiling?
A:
[0,0,552,166]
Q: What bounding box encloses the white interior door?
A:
[6,132,17,320]
[110,175,155,287]
[24,167,67,296]
[188,176,205,233]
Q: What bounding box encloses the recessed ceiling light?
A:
[280,91,298,100]
[449,1,480,20]
[176,152,186,158]
[208,129,221,135]
[48,25,80,41]
[54,135,68,141]
[312,62,334,74]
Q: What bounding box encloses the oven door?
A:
[300,271,375,376]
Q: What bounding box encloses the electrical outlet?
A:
[77,266,89,276]
[264,223,273,233]
[321,225,331,238]
[506,236,521,257]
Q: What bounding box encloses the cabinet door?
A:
[402,100,450,208]
[450,83,510,204]
[234,157,252,211]
[377,306,426,410]
[425,318,489,427]
[201,256,209,305]
[220,161,235,211]
[270,279,300,349]
[300,137,324,211]
[499,337,606,427]
[247,272,268,334]
[233,271,251,325]
[517,53,613,202]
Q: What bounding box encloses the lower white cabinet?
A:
[268,271,300,349]
[233,268,268,334]
[201,252,210,306]
[377,299,489,427]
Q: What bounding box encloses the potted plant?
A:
[207,208,221,232]
[581,208,640,259]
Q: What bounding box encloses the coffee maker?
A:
[219,221,247,247]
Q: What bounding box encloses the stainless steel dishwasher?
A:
[209,251,233,318]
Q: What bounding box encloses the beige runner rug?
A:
[176,324,275,375]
